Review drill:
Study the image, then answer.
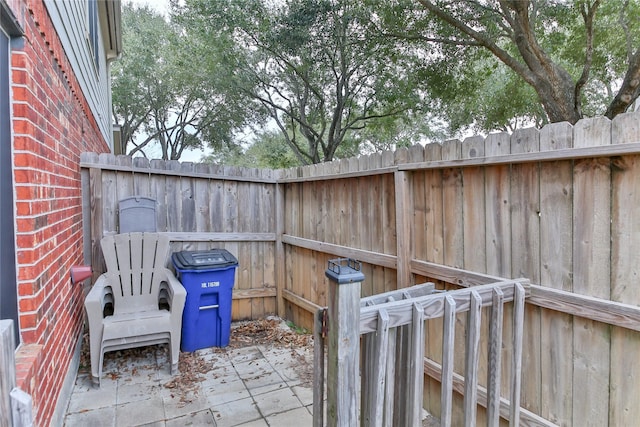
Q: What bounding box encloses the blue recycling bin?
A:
[172,249,238,351]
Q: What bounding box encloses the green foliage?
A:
[176,0,432,164]
[117,0,639,164]
[374,0,640,128]
[112,2,250,160]
[286,320,310,335]
[203,131,301,169]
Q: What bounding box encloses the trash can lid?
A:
[172,249,239,270]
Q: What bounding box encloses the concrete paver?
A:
[63,324,316,427]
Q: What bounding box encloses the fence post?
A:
[325,258,364,427]
[1,319,16,427]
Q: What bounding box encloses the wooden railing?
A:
[1,320,33,427]
[313,267,532,427]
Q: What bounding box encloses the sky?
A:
[127,0,170,16]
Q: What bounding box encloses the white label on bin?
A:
[201,281,220,288]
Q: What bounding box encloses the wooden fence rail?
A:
[313,276,531,427]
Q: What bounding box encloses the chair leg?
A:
[95,349,105,388]
[170,335,180,375]
[89,340,102,387]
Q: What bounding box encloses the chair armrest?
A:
[159,268,186,314]
[84,275,111,311]
[84,274,113,335]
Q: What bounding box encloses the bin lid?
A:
[172,249,238,270]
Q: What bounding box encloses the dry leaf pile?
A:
[228,317,313,349]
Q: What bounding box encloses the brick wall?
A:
[9,1,110,425]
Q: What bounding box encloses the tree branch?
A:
[417,0,537,86]
[574,0,601,116]
[605,47,640,118]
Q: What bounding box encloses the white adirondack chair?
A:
[84,232,186,386]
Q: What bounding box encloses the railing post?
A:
[325,258,364,427]
[313,308,326,427]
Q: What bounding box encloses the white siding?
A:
[44,0,113,149]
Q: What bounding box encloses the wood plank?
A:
[538,121,574,425]
[247,171,264,319]
[231,287,277,300]
[385,326,397,427]
[609,111,640,426]
[381,172,397,292]
[150,159,167,232]
[423,358,556,427]
[411,259,640,331]
[461,136,488,422]
[510,127,541,415]
[81,156,92,267]
[180,163,196,233]
[440,295,456,427]
[162,232,276,242]
[528,286,640,331]
[0,320,16,427]
[408,303,425,426]
[412,170,427,263]
[282,288,324,314]
[165,160,182,236]
[275,179,286,317]
[132,157,151,197]
[423,142,445,420]
[484,132,512,278]
[510,283,527,427]
[463,291,482,427]
[462,136,486,273]
[359,283,435,307]
[369,172,386,297]
[368,309,390,427]
[282,235,396,269]
[99,153,117,235]
[410,259,503,286]
[360,280,530,333]
[313,309,325,427]
[326,267,361,426]
[440,140,465,383]
[395,171,412,287]
[398,141,640,171]
[80,157,277,183]
[487,288,504,426]
[208,164,224,232]
[441,139,464,270]
[572,116,612,427]
[88,158,105,280]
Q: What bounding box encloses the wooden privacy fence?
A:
[313,270,530,427]
[81,111,640,427]
[280,112,640,426]
[80,153,279,321]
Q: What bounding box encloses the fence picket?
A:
[487,287,505,425]
[463,291,482,426]
[510,283,526,427]
[441,295,456,427]
[369,309,390,427]
[384,326,397,427]
[408,303,425,426]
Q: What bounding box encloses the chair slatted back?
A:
[101,232,170,314]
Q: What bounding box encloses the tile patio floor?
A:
[63,321,316,427]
